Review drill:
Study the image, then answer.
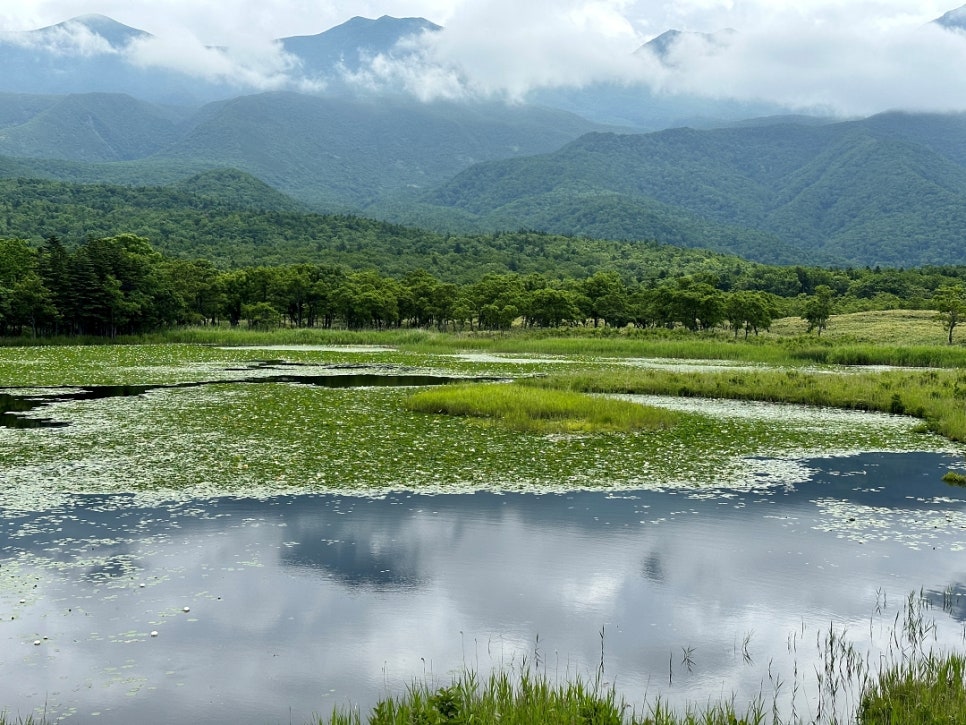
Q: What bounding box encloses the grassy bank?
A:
[405,383,680,433]
[318,655,966,724]
[527,365,966,442]
[321,650,966,724]
[7,309,966,368]
[319,594,966,725]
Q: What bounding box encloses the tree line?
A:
[1,234,965,339]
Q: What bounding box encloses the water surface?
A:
[3,452,966,723]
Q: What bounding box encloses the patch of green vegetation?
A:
[0,714,44,725]
[321,656,966,725]
[942,471,966,487]
[527,364,966,442]
[858,653,966,724]
[406,382,680,433]
[321,595,966,725]
[325,670,625,725]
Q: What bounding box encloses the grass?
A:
[942,471,966,487]
[405,382,680,433]
[858,653,966,724]
[320,596,966,725]
[8,309,966,369]
[325,669,625,725]
[0,715,44,725]
[524,365,966,442]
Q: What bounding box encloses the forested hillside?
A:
[0,175,752,282]
[385,112,966,267]
[3,85,966,268]
[4,163,966,341]
[0,91,608,209]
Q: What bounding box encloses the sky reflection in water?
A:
[2,452,966,724]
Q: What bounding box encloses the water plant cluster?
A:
[0,343,950,513]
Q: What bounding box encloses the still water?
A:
[3,452,966,723]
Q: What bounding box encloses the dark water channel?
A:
[0,363,498,428]
[3,452,966,723]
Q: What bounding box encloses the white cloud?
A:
[333,0,966,115]
[339,0,650,101]
[2,16,118,56]
[124,33,308,91]
[639,11,966,115]
[3,1,966,115]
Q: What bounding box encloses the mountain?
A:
[43,13,148,45]
[384,112,966,267]
[0,15,213,104]
[0,12,797,128]
[530,28,778,130]
[935,5,966,31]
[155,92,607,207]
[0,14,445,107]
[281,15,440,78]
[637,28,737,65]
[0,92,187,162]
[0,90,609,209]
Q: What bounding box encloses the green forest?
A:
[3,230,966,339]
[5,166,966,341]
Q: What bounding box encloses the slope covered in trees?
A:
[3,85,966,269]
[0,91,608,209]
[0,175,760,282]
[383,112,966,267]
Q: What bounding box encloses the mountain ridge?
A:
[382,112,966,267]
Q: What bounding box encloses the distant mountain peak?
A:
[935,4,966,31]
[279,15,441,76]
[42,14,151,46]
[637,28,736,64]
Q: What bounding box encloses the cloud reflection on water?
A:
[2,452,966,723]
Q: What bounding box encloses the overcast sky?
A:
[3,0,966,115]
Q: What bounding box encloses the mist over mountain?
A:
[936,4,966,31]
[281,15,441,79]
[4,7,966,124]
[0,12,753,127]
[3,8,966,270]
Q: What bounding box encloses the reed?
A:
[858,653,966,724]
[320,596,966,725]
[325,668,625,725]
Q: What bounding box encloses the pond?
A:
[3,451,966,724]
[2,346,965,723]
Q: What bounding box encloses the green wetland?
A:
[2,341,966,723]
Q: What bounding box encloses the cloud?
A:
[338,0,650,101]
[643,14,966,115]
[124,33,313,92]
[2,17,118,56]
[5,0,966,116]
[332,0,966,116]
